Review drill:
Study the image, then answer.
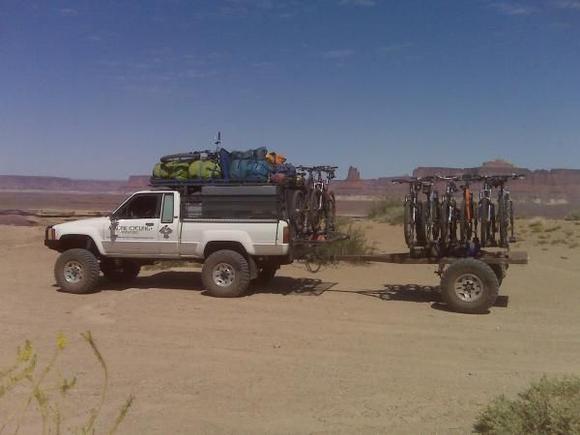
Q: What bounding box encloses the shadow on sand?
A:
[57,270,509,310]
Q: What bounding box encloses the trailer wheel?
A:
[440,258,499,314]
[54,248,100,294]
[202,250,250,298]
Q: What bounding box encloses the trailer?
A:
[294,240,528,314]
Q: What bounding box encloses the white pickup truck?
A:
[45,185,292,297]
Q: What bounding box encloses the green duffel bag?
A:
[189,160,222,179]
[152,162,170,178]
[166,161,190,180]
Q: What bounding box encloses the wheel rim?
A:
[212,263,235,287]
[63,261,84,283]
[454,273,484,302]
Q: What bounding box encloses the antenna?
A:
[214,131,222,150]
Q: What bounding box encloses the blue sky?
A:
[1,0,579,179]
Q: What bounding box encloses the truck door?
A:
[106,193,163,255]
[157,192,180,255]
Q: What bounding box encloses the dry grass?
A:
[0,332,134,434]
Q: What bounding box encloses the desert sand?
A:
[1,219,580,434]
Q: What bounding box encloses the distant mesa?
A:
[345,166,361,182]
[482,159,515,169]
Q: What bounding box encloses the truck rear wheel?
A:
[202,250,250,298]
[54,248,100,294]
[440,258,499,314]
[101,259,141,283]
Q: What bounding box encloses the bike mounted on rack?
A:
[391,173,524,257]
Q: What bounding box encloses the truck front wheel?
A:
[101,259,141,283]
[202,250,250,298]
[54,248,100,294]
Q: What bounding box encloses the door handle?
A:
[145,222,154,226]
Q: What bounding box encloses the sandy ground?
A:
[1,220,580,434]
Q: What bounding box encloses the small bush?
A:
[368,197,404,225]
[551,239,567,245]
[307,218,375,266]
[565,211,580,221]
[474,375,580,434]
[545,225,562,233]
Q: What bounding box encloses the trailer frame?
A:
[294,242,528,313]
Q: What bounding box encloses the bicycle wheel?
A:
[288,189,306,236]
[498,197,509,248]
[403,199,415,248]
[509,199,516,242]
[324,191,336,233]
[460,204,473,244]
[479,198,490,247]
[420,201,432,246]
[440,200,450,246]
[430,199,441,242]
[308,190,322,234]
[415,202,427,246]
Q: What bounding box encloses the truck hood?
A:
[53,217,110,237]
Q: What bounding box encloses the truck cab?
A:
[45,185,292,297]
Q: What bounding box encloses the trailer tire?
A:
[440,258,499,314]
[54,248,100,294]
[101,259,141,283]
[202,250,250,298]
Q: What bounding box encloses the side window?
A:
[181,195,202,219]
[161,194,174,223]
[116,194,162,219]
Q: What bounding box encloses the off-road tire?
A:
[101,259,141,283]
[54,248,100,294]
[253,266,277,285]
[440,258,499,314]
[202,250,250,298]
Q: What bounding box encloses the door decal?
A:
[159,225,173,239]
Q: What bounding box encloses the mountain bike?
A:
[392,178,427,249]
[477,176,497,247]
[458,174,478,245]
[419,176,440,247]
[487,174,524,248]
[294,165,337,236]
[437,176,459,249]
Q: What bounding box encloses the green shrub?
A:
[474,375,580,434]
[565,211,580,221]
[307,218,375,266]
[368,197,404,225]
